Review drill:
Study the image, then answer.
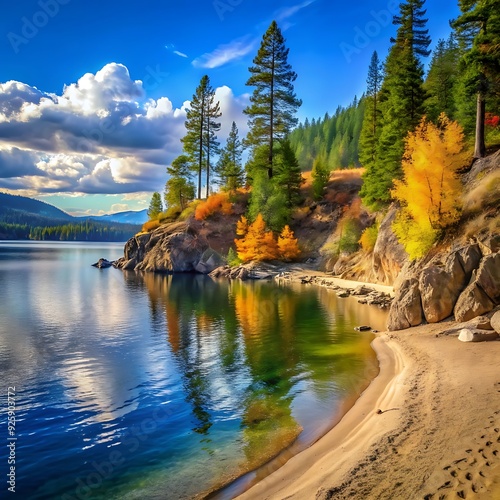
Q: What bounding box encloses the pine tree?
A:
[424,36,460,122]
[359,51,383,171]
[452,0,500,158]
[216,121,244,191]
[311,153,330,200]
[273,138,303,208]
[362,0,431,208]
[147,192,163,219]
[165,155,195,210]
[244,20,302,179]
[182,75,221,199]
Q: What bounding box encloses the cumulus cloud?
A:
[0,63,249,197]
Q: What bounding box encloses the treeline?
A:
[28,221,139,241]
[288,0,500,211]
[289,97,365,171]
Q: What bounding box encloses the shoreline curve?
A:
[236,323,500,499]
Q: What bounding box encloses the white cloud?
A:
[192,36,258,69]
[110,203,129,212]
[173,50,188,58]
[0,63,249,197]
[275,0,316,22]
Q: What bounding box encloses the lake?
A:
[0,241,388,499]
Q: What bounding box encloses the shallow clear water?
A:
[0,241,387,499]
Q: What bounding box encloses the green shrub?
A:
[226,247,242,267]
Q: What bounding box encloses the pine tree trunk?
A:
[474,92,486,159]
[268,53,275,179]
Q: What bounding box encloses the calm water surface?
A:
[0,242,387,499]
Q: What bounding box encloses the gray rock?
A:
[491,311,500,334]
[419,254,466,323]
[475,253,500,304]
[457,244,483,279]
[458,328,499,342]
[387,278,423,331]
[91,258,114,269]
[372,205,408,285]
[440,316,493,336]
[454,283,495,322]
[194,248,224,274]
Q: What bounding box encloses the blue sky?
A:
[0,0,460,215]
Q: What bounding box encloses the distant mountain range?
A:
[0,192,143,241]
[0,192,74,221]
[81,209,148,225]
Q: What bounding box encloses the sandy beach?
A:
[237,320,500,500]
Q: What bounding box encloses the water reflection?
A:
[129,271,384,494]
[0,241,386,500]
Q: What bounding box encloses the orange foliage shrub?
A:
[278,225,301,261]
[142,220,161,232]
[235,213,279,262]
[195,192,233,221]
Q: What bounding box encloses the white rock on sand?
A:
[237,323,500,500]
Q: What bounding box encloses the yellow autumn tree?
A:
[278,225,300,261]
[391,114,468,259]
[235,213,279,262]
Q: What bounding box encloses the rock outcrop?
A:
[387,244,499,331]
[372,205,408,285]
[115,221,223,274]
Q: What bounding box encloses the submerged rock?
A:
[92,258,114,269]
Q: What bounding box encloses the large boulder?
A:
[454,283,495,322]
[457,244,483,279]
[419,252,467,323]
[454,253,500,322]
[475,253,500,304]
[387,278,423,331]
[372,205,408,285]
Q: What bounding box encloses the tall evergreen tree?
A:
[165,155,195,210]
[361,0,431,208]
[182,75,221,199]
[147,192,163,220]
[244,20,302,179]
[216,121,244,191]
[359,51,383,171]
[274,138,303,208]
[424,35,460,122]
[452,0,500,158]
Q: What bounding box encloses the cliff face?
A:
[114,221,224,274]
